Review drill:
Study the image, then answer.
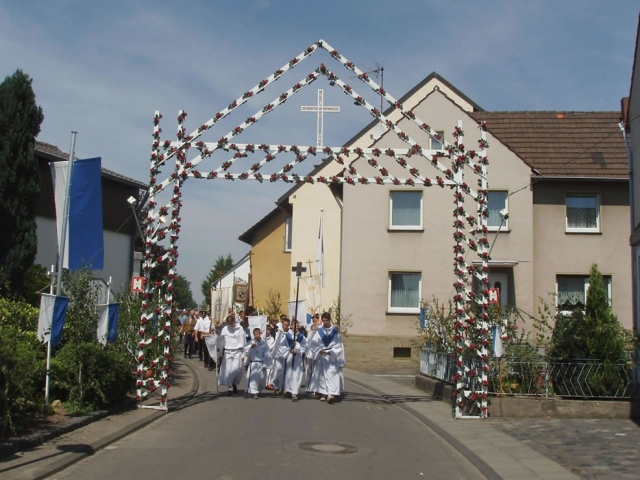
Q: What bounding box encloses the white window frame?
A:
[487,190,509,232]
[429,130,445,151]
[389,190,423,231]
[388,271,422,314]
[555,274,612,313]
[565,193,600,233]
[284,217,292,252]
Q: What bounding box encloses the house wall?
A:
[249,209,291,312]
[34,158,140,296]
[629,23,640,337]
[340,90,534,369]
[532,180,632,328]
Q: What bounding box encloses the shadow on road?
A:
[0,443,94,474]
[341,391,433,405]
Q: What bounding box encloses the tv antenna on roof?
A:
[354,63,384,113]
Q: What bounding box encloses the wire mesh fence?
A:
[420,346,637,399]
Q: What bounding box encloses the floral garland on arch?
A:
[138,40,490,416]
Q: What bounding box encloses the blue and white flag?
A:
[97,303,120,345]
[37,294,70,347]
[50,157,104,270]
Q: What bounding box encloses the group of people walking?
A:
[179,308,345,403]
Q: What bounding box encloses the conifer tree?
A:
[0,70,44,296]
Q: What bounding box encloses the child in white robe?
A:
[280,320,307,402]
[307,312,345,404]
[243,328,272,399]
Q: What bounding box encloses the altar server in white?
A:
[243,327,273,399]
[308,312,345,404]
[278,319,307,402]
[305,324,320,397]
[264,325,277,390]
[218,316,246,396]
[272,318,291,395]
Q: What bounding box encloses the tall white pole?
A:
[45,131,77,417]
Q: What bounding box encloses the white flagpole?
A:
[45,131,76,417]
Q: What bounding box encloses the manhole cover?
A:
[298,442,359,455]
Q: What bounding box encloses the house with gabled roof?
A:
[35,141,147,295]
[239,73,631,371]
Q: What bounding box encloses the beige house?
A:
[240,73,631,370]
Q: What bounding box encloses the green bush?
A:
[51,342,133,409]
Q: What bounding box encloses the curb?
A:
[0,358,200,475]
[346,375,501,480]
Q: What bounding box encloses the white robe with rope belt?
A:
[218,325,246,387]
[307,326,345,396]
[243,339,273,394]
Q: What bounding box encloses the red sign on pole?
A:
[131,276,146,292]
[488,288,500,304]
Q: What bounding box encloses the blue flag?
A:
[97,303,120,345]
[38,294,70,347]
[51,157,104,270]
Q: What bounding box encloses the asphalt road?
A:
[51,369,484,480]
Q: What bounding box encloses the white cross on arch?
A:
[301,89,340,148]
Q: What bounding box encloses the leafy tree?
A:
[0,70,44,296]
[201,254,234,303]
[263,288,283,319]
[173,274,196,309]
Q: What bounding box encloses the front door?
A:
[488,271,509,309]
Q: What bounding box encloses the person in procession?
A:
[198,311,213,369]
[277,318,307,402]
[180,310,197,359]
[271,317,291,396]
[264,323,277,390]
[218,314,246,395]
[215,310,233,371]
[243,327,273,399]
[307,312,345,404]
[305,322,320,398]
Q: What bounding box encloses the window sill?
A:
[487,228,511,233]
[386,310,420,315]
[564,230,602,235]
[387,228,424,233]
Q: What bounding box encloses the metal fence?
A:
[420,346,638,399]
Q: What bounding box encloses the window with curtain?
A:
[429,130,444,151]
[566,194,599,232]
[284,217,292,251]
[390,191,422,229]
[389,272,421,313]
[487,190,508,230]
[556,275,611,311]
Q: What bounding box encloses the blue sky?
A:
[1,1,638,303]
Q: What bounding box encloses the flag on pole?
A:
[50,157,104,270]
[315,213,325,288]
[97,303,120,345]
[37,294,70,347]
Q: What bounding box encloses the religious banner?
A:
[211,287,230,323]
[303,274,321,314]
[288,299,308,326]
[204,335,218,361]
[248,315,268,336]
[233,282,248,304]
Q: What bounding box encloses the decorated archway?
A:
[136,40,494,419]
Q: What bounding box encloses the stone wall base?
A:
[343,334,420,372]
[415,374,640,419]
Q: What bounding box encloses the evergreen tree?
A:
[585,263,626,362]
[201,254,234,301]
[0,70,44,296]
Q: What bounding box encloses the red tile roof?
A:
[468,111,628,178]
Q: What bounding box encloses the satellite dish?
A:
[369,124,387,141]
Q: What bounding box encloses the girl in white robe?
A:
[307,313,345,403]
